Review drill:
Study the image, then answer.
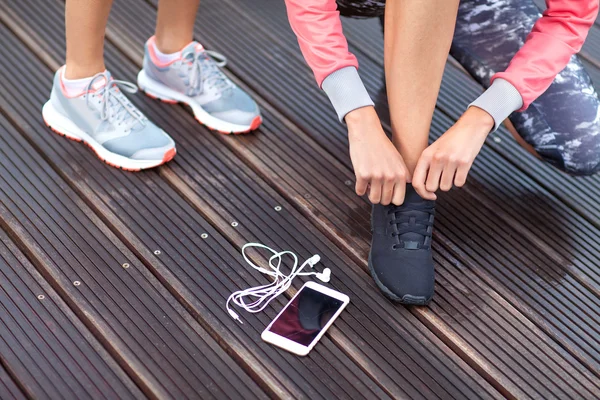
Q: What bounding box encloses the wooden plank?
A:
[0,25,269,400]
[122,0,593,394]
[0,214,143,399]
[2,1,503,399]
[0,105,266,400]
[0,5,404,400]
[0,359,26,400]
[110,0,596,396]
[8,0,600,396]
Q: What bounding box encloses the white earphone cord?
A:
[226,243,331,324]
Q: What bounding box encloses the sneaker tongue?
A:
[102,74,144,131]
[87,71,111,92]
[392,184,433,247]
[403,184,425,204]
[182,41,203,57]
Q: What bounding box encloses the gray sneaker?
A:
[138,37,262,134]
[43,68,176,171]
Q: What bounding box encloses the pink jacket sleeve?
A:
[284,0,374,121]
[492,0,599,110]
[284,0,357,86]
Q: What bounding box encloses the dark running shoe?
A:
[368,184,435,305]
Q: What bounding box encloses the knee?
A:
[562,158,600,177]
[545,141,600,177]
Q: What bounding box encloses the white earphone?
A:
[226,243,332,323]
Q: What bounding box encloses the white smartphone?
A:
[261,281,349,356]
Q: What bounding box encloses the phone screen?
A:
[267,286,344,346]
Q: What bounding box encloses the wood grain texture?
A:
[0,0,599,398]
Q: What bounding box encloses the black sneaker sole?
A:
[367,253,432,306]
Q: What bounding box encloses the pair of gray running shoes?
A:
[42,38,262,171]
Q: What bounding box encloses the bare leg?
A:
[65,0,113,79]
[384,0,459,176]
[155,0,201,53]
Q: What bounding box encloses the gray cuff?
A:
[468,78,523,132]
[322,66,374,122]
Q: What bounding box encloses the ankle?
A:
[64,63,106,80]
[154,33,193,54]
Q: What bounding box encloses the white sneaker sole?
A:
[42,101,176,171]
[137,69,262,134]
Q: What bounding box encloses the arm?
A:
[284,0,373,121]
[284,0,408,205]
[413,0,598,198]
[472,0,599,130]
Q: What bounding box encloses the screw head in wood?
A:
[37,295,45,300]
[274,206,282,211]
[201,233,208,239]
[122,263,130,269]
[345,180,352,186]
[154,250,161,255]
[73,281,81,286]
[304,193,311,199]
[493,136,501,143]
[231,221,238,227]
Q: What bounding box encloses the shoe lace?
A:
[185,49,232,95]
[388,202,435,250]
[85,72,145,130]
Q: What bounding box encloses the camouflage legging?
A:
[337,0,600,176]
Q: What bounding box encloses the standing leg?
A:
[138,0,262,133]
[43,0,176,171]
[363,0,459,306]
[384,0,460,175]
[451,0,600,176]
[65,0,113,79]
[154,0,201,53]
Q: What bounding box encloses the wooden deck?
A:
[1,0,600,398]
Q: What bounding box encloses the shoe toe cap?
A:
[131,143,176,161]
[203,88,260,126]
[370,250,434,304]
[209,109,260,126]
[103,123,175,159]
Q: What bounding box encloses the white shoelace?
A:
[85,72,145,130]
[185,49,232,95]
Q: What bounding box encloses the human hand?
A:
[412,106,494,200]
[346,106,409,205]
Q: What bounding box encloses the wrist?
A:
[345,105,377,125]
[462,106,495,135]
[346,106,384,140]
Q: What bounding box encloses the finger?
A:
[380,178,395,205]
[439,160,457,191]
[454,162,472,188]
[368,179,383,204]
[355,175,368,196]
[391,180,406,205]
[412,157,436,200]
[425,158,444,193]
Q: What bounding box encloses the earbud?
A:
[307,254,321,267]
[316,268,331,283]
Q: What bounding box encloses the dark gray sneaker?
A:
[368,184,435,305]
